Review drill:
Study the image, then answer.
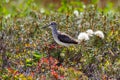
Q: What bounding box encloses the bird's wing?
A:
[58,32,78,44]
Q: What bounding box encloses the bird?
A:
[43,22,79,47]
[43,22,80,66]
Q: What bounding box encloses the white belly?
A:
[53,34,71,47]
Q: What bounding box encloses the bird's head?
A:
[43,22,57,29]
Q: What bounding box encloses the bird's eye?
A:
[51,23,54,25]
[51,22,56,25]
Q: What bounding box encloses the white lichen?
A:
[73,10,79,17]
[78,32,89,41]
[40,8,45,13]
[94,30,104,39]
[86,29,94,37]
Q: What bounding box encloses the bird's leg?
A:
[57,52,60,62]
[67,47,69,56]
[65,46,76,65]
[57,52,63,66]
[64,47,70,64]
[56,45,64,66]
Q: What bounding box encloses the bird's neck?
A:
[51,27,58,35]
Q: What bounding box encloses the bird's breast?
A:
[52,33,70,47]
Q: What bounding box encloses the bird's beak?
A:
[42,24,51,29]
